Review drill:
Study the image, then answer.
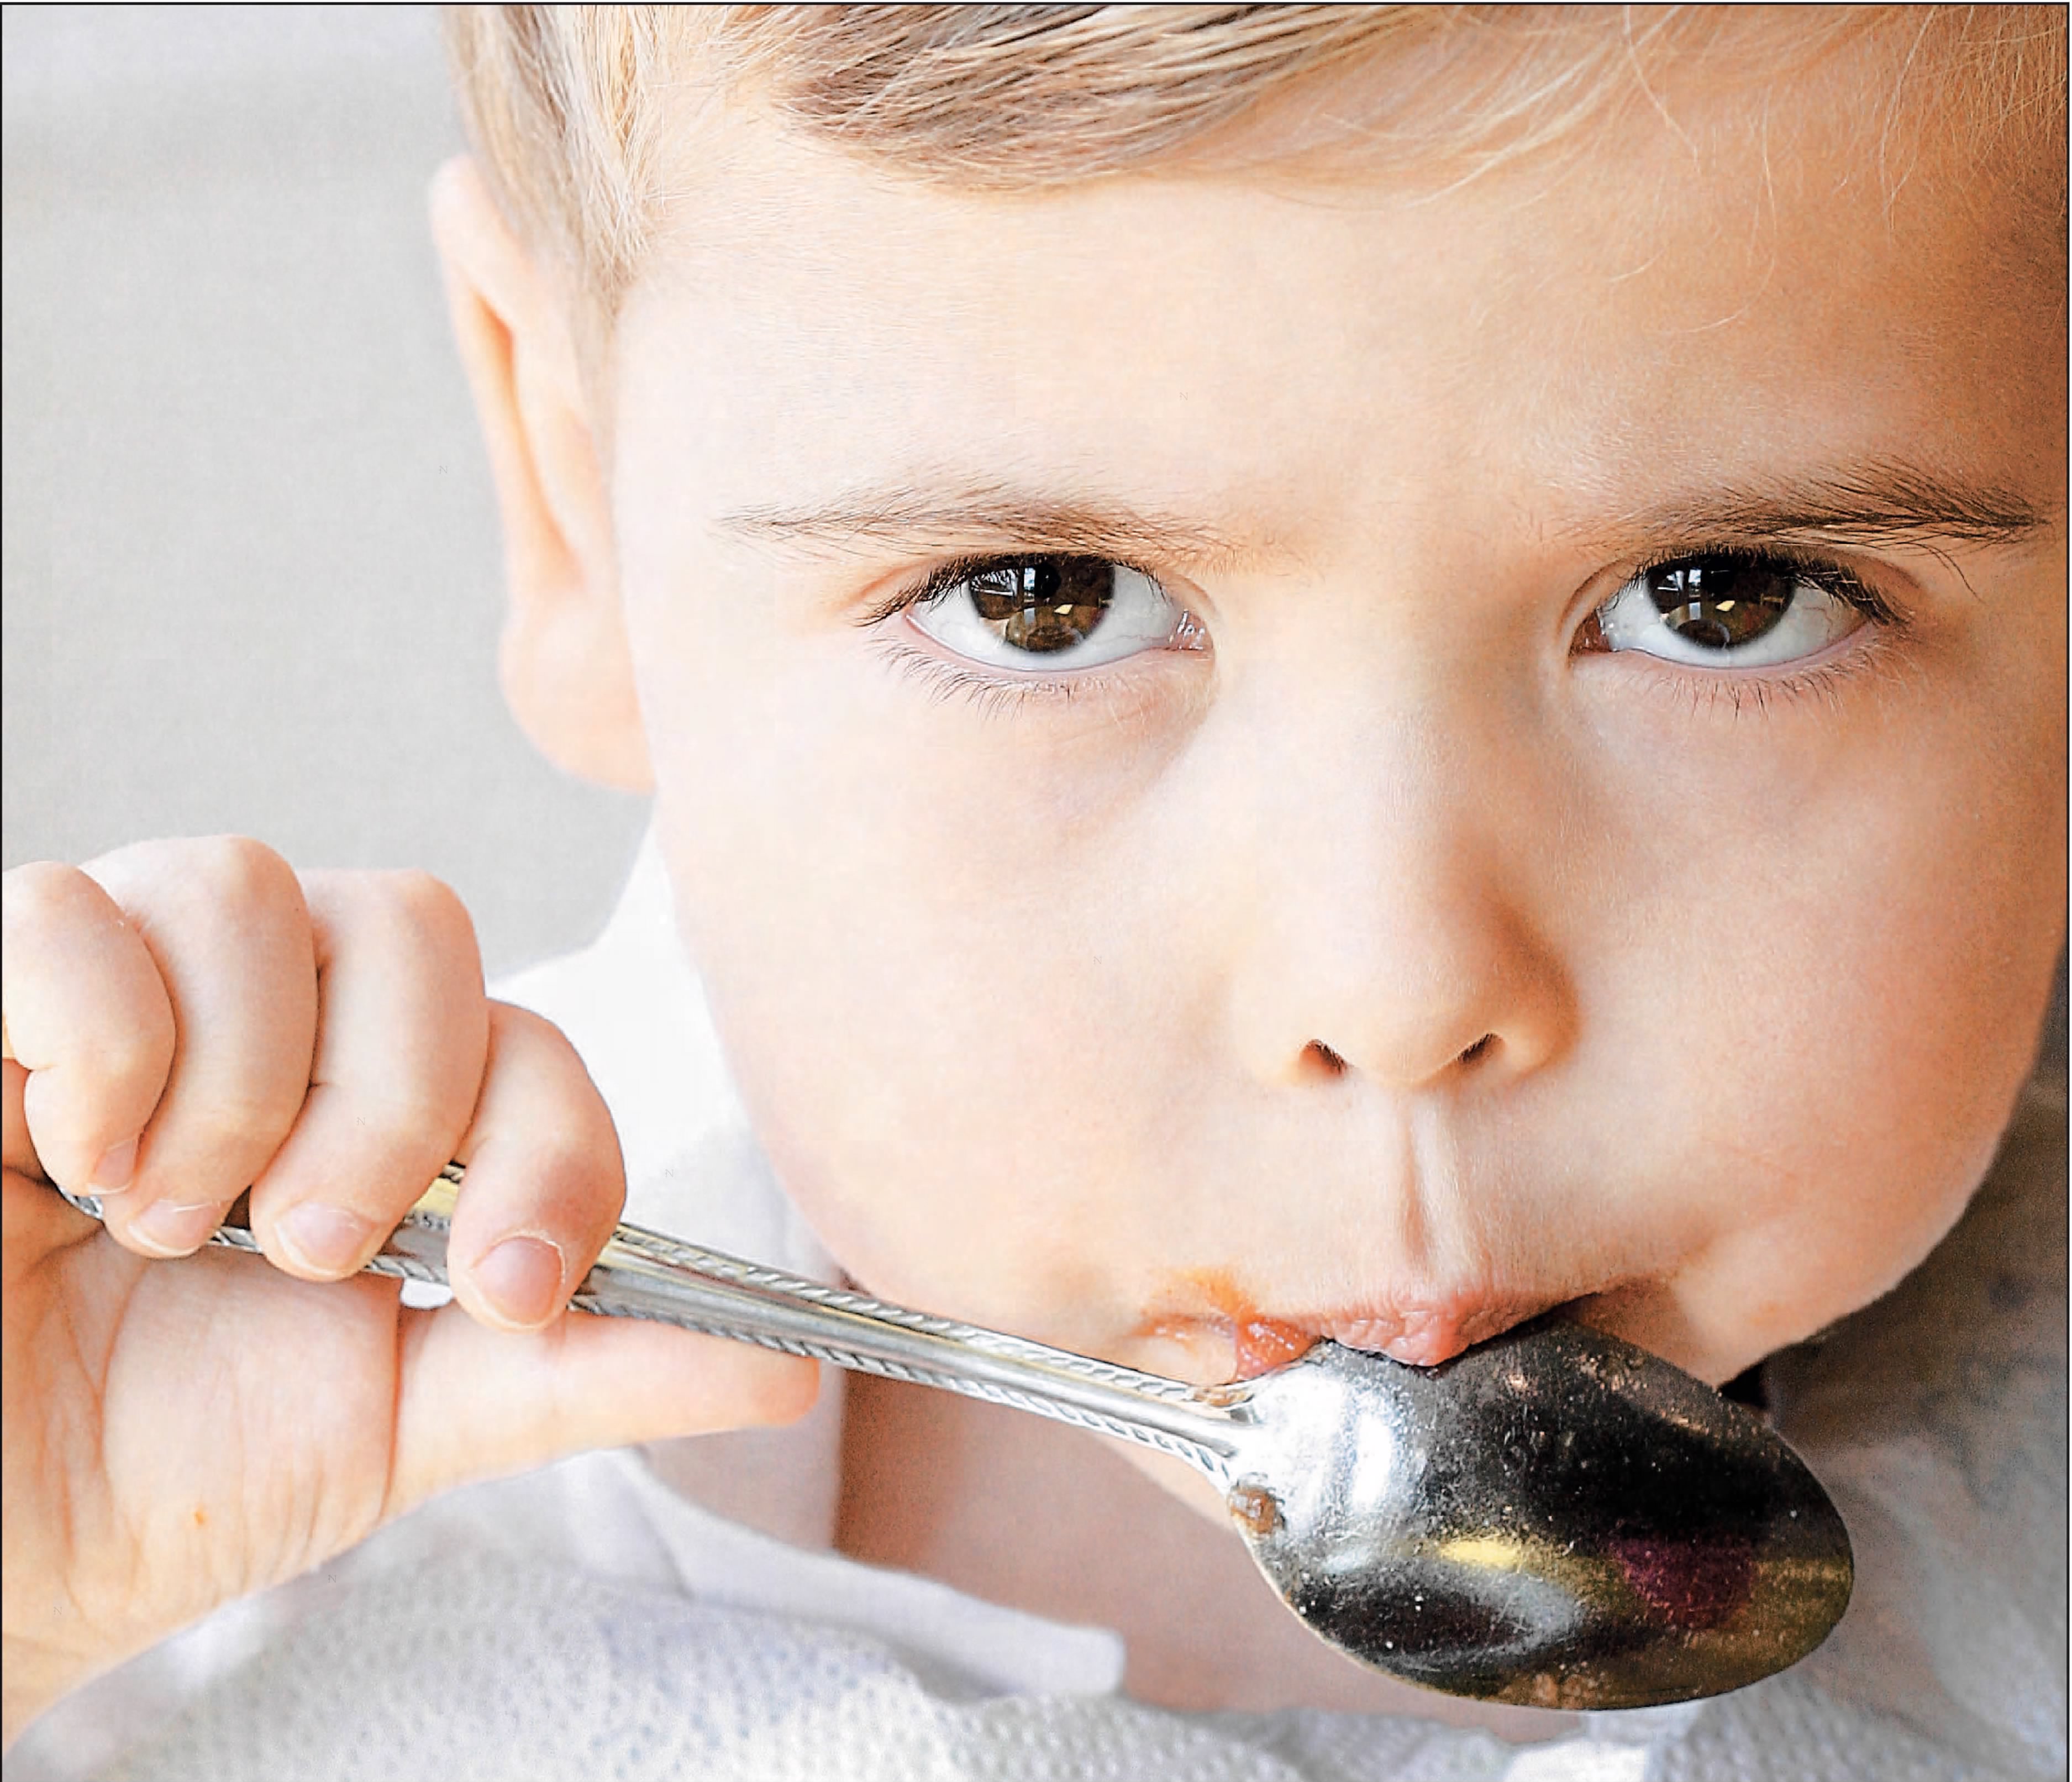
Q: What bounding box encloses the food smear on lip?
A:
[1135,1267,1320,1380]
[1232,1315,1316,1377]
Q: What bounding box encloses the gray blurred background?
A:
[3,4,646,976]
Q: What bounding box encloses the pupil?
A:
[967,557,1115,653]
[1646,558,1796,650]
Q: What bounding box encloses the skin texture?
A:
[2,31,2063,1743]
[428,57,2065,1710]
[467,92,2063,1384]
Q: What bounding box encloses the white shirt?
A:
[13,840,2064,1781]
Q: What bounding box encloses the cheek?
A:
[628,609,1195,1321]
[1576,653,2065,1353]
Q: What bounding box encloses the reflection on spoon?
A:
[1224,1326,1852,1707]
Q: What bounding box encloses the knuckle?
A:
[324,869,480,981]
[191,835,301,912]
[138,836,306,935]
[494,1007,614,1126]
[375,870,476,956]
[492,1000,570,1056]
[2,859,106,941]
[2,864,175,1087]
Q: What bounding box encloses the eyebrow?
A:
[717,457,2053,569]
[717,478,1258,569]
[1582,458,2053,555]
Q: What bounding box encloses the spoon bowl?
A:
[1223,1326,1853,1707]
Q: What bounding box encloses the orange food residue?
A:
[1135,1267,1319,1380]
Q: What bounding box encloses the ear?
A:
[428,156,651,792]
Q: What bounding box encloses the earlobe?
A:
[428,156,652,793]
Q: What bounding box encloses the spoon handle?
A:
[55,1169,1247,1479]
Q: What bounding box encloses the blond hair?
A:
[445,4,2065,335]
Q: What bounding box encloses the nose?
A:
[1216,677,1574,1093]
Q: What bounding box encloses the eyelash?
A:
[871,635,1097,716]
[859,552,1187,712]
[1592,544,1905,709]
[860,551,1177,628]
[859,545,1907,715]
[1619,544,1900,626]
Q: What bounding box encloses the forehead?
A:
[615,50,2063,554]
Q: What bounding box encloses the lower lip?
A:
[1138,1310,1319,1380]
[1230,1315,1318,1377]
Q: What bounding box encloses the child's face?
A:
[556,62,2064,1399]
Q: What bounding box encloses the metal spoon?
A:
[56,1167,1852,1708]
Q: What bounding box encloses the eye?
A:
[1587,553,1881,670]
[906,555,1200,674]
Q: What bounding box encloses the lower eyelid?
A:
[1685,644,1896,714]
[879,635,1080,709]
[876,612,1207,710]
[1596,618,1899,709]
[871,635,1166,724]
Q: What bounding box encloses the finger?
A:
[2,861,177,1194]
[244,871,487,1280]
[4,1072,101,1277]
[3,1060,30,1180]
[443,1002,625,1332]
[83,839,318,1259]
[390,1301,821,1518]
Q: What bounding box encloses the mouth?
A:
[1132,1270,1578,1381]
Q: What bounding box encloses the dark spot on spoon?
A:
[1608,1535,1756,1629]
[1227,1479,1283,1537]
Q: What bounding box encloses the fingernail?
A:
[130,1200,223,1258]
[475,1235,566,1326]
[276,1203,375,1277]
[89,1138,139,1195]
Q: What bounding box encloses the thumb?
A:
[385,1300,819,1517]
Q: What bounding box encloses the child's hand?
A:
[1,839,816,1742]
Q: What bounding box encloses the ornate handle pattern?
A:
[54,1166,1253,1481]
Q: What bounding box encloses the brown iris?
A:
[966,558,1115,653]
[1646,558,1797,649]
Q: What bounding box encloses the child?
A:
[4,5,2064,1776]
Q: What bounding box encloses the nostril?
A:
[1299,1035,1498,1079]
[1303,1039,1348,1076]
